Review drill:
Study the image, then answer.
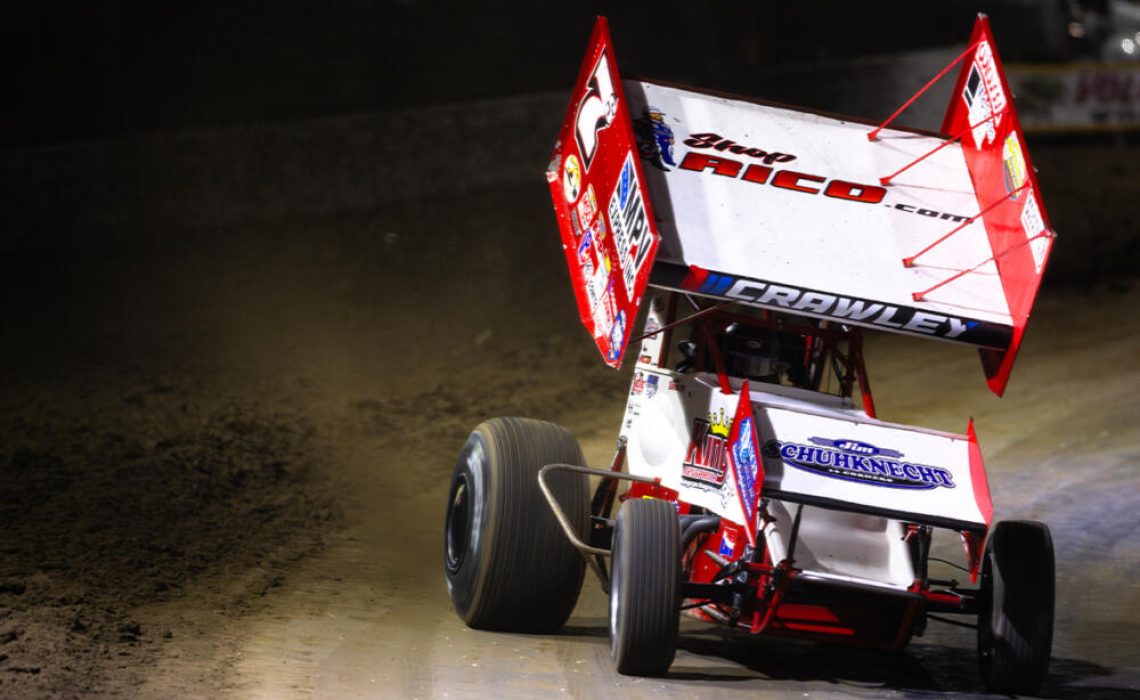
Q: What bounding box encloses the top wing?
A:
[548,15,1055,395]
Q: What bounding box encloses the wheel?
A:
[443,417,589,633]
[609,498,680,676]
[977,520,1055,695]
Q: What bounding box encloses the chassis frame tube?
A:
[538,463,669,592]
[537,463,664,557]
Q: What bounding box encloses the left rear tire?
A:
[444,417,589,633]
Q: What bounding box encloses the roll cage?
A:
[632,291,879,417]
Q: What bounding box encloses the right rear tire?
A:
[977,519,1055,695]
[609,498,680,676]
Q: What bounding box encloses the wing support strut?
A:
[903,182,1029,269]
[910,228,1052,302]
[879,108,1008,186]
[866,40,981,142]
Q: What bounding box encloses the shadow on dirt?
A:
[563,619,1133,698]
[678,631,1133,698]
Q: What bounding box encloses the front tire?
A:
[977,520,1055,695]
[444,417,589,633]
[610,498,680,676]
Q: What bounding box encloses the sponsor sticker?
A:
[576,184,598,227]
[975,41,1008,119]
[631,371,645,395]
[574,52,617,170]
[730,418,759,520]
[763,436,955,490]
[718,529,736,558]
[592,296,614,339]
[681,417,729,491]
[1019,190,1049,274]
[608,151,653,299]
[726,385,763,543]
[563,154,582,203]
[963,67,995,148]
[646,374,659,398]
[586,260,611,319]
[1001,133,1027,199]
[633,106,678,171]
[608,309,627,361]
[962,41,1008,149]
[678,268,1004,346]
[682,132,797,165]
[577,229,594,265]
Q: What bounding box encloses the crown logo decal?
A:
[708,407,731,438]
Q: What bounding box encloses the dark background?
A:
[2,1,1134,286]
[1,0,1089,148]
[1,3,1137,695]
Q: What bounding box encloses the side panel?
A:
[941,15,1057,395]
[621,367,746,523]
[546,17,661,368]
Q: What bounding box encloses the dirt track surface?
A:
[2,183,1138,698]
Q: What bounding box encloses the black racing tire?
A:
[443,417,589,633]
[609,498,680,676]
[977,520,1055,695]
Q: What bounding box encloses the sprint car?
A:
[444,14,1057,695]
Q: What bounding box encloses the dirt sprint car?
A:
[445,14,1057,695]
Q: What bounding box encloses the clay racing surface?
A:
[2,168,1138,698]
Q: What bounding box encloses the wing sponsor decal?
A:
[607,309,626,362]
[608,151,654,299]
[1001,133,1027,199]
[673,128,974,221]
[763,436,956,490]
[633,105,677,171]
[574,53,618,170]
[665,265,1012,348]
[576,229,593,266]
[683,132,797,165]
[576,184,598,228]
[562,154,582,203]
[962,40,1008,149]
[569,209,582,238]
[889,202,969,223]
[676,151,886,204]
[1019,190,1049,274]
